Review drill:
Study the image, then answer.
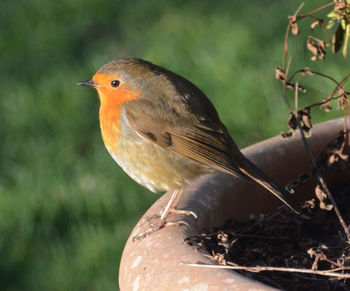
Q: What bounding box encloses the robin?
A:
[78,58,300,239]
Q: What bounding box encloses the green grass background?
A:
[0,0,347,290]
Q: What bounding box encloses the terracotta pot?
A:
[119,117,347,291]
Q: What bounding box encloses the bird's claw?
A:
[164,220,190,229]
[137,208,163,226]
[137,207,197,227]
[168,209,198,221]
[132,220,190,241]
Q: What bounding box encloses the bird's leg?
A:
[161,188,198,220]
[133,188,197,240]
[137,189,197,226]
[159,188,197,221]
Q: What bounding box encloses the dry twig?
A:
[181,262,350,278]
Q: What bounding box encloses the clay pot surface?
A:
[119,117,346,291]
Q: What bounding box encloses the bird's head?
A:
[77,58,168,106]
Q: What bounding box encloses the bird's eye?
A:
[111,80,120,88]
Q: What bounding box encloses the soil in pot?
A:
[186,179,350,290]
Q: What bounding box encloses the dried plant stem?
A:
[283,1,342,69]
[181,262,350,278]
[288,69,339,85]
[307,95,342,108]
[187,232,291,242]
[283,20,293,70]
[345,101,349,148]
[281,2,350,242]
[324,72,350,103]
[307,15,332,44]
[294,83,350,243]
[345,101,348,133]
[282,57,294,113]
[297,1,341,19]
[314,166,350,243]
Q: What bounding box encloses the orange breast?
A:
[99,104,123,152]
[93,72,141,152]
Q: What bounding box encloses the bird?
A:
[77,58,300,239]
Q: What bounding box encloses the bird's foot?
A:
[137,208,163,226]
[132,220,190,241]
[132,189,197,241]
[137,207,197,227]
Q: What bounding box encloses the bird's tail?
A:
[237,154,301,214]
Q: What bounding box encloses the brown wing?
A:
[124,98,249,181]
[125,99,301,214]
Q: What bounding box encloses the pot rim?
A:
[119,117,346,291]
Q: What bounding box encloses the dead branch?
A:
[181,262,350,278]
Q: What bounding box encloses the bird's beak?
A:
[77,80,100,88]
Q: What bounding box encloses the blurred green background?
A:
[0,0,346,290]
